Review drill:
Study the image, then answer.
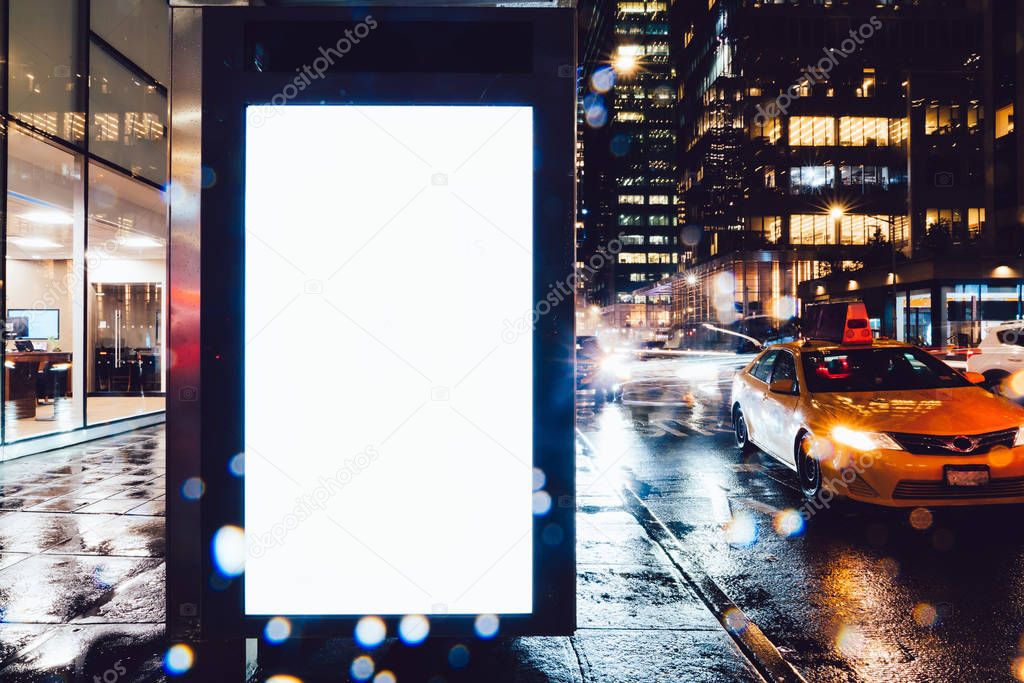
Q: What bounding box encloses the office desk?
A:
[4,352,73,419]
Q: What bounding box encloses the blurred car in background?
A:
[967,321,1024,395]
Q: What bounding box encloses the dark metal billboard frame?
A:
[168,4,577,656]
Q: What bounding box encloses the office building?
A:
[0,1,167,459]
[577,0,679,321]
[668,0,1009,344]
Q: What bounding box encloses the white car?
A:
[967,321,1024,391]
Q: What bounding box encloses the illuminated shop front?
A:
[0,1,167,459]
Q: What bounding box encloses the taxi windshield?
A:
[801,346,972,393]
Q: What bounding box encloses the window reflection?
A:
[86,164,167,425]
[4,125,85,441]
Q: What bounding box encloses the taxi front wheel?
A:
[733,408,755,454]
[797,433,823,499]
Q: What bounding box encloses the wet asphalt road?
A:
[580,352,1024,683]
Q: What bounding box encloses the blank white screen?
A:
[244,105,534,616]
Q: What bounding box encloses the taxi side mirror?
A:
[964,371,986,385]
[769,379,797,394]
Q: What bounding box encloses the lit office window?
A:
[967,208,985,239]
[996,104,1014,139]
[748,216,782,244]
[649,235,669,245]
[839,165,890,191]
[629,273,648,282]
[839,215,893,245]
[788,116,835,146]
[924,103,961,135]
[648,215,671,226]
[621,235,645,245]
[618,214,642,226]
[616,111,645,123]
[648,195,669,204]
[789,166,834,194]
[618,253,648,264]
[790,214,832,245]
[889,117,909,145]
[750,116,781,143]
[967,103,983,133]
[858,68,876,98]
[838,117,889,146]
[648,253,672,264]
[618,194,645,204]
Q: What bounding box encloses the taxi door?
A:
[759,349,801,465]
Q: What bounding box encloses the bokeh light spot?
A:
[399,614,430,646]
[532,490,552,516]
[448,643,470,669]
[355,616,387,649]
[373,671,396,683]
[836,624,866,658]
[264,616,292,644]
[909,507,933,530]
[181,477,205,501]
[228,453,245,477]
[532,467,546,491]
[211,525,245,577]
[723,607,748,634]
[590,65,615,93]
[912,602,938,627]
[772,509,805,538]
[164,644,194,676]
[725,511,758,548]
[475,614,500,639]
[350,655,375,681]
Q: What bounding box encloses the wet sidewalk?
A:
[0,426,760,682]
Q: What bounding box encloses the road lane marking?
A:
[734,496,782,516]
[619,475,808,683]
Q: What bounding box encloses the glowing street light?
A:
[829,206,844,220]
[613,53,638,74]
[685,273,697,285]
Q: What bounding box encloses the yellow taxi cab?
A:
[730,303,1024,507]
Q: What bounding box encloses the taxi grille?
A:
[888,428,1018,456]
[893,476,1024,500]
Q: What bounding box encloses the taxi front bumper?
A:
[822,445,1024,508]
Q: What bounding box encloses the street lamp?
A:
[613,53,638,75]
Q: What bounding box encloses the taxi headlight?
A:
[831,426,903,452]
[1015,427,1024,448]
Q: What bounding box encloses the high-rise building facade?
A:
[578,0,679,312]
[669,0,1001,342]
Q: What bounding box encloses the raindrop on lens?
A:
[448,643,470,669]
[373,672,396,683]
[211,525,245,577]
[181,476,205,501]
[266,677,303,683]
[163,644,194,676]
[475,614,500,639]
[264,616,291,644]
[350,655,375,681]
[532,468,546,491]
[723,607,748,634]
[909,507,933,530]
[399,614,430,645]
[532,490,552,516]
[355,616,387,649]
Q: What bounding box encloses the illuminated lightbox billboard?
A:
[244,106,534,616]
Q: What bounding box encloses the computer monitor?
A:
[7,309,59,339]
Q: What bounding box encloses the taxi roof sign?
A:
[803,302,873,344]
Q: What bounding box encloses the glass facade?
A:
[1,1,167,455]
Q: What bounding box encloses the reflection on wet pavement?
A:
[0,427,165,681]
